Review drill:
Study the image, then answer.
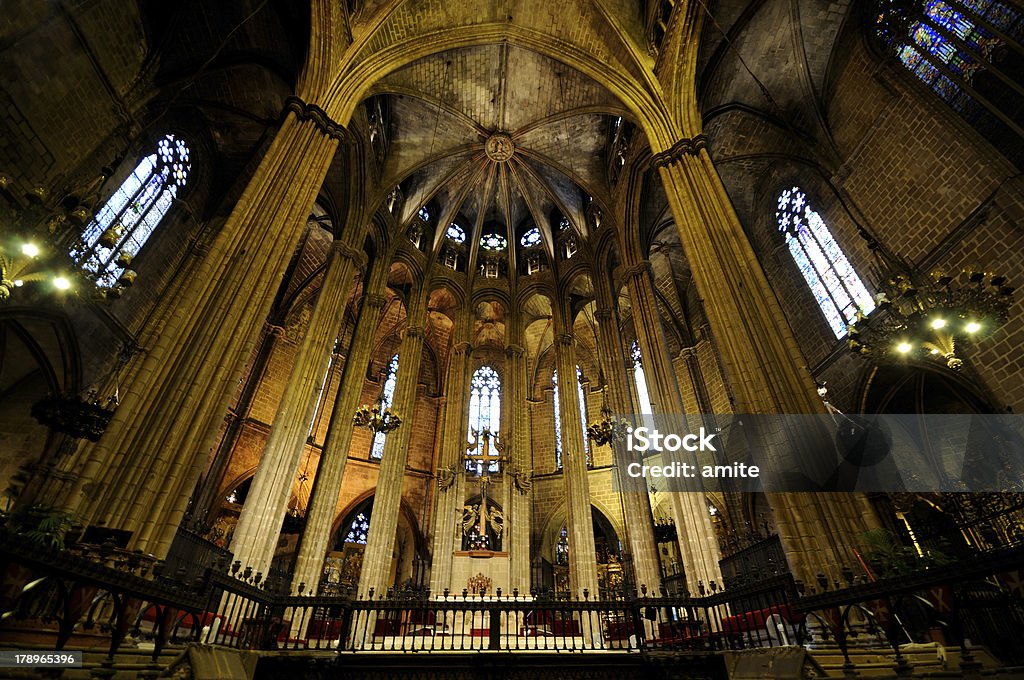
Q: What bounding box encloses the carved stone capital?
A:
[365,293,388,309]
[265,323,286,337]
[651,135,708,169]
[282,96,347,141]
[505,344,525,358]
[333,240,367,267]
[593,308,614,323]
[678,346,698,360]
[557,334,575,347]
[453,341,473,356]
[620,261,652,282]
[405,325,425,339]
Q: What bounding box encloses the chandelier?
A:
[587,405,630,446]
[847,266,1013,370]
[31,389,117,442]
[0,168,138,303]
[352,395,402,434]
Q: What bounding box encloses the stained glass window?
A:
[553,366,590,468]
[631,341,654,414]
[73,134,190,287]
[308,340,340,438]
[467,365,501,473]
[577,366,589,457]
[555,526,569,565]
[481,233,508,251]
[417,206,430,221]
[370,354,400,459]
[344,511,371,544]
[520,227,541,248]
[553,369,564,468]
[877,1,1022,114]
[776,187,875,338]
[446,223,466,243]
[558,217,570,232]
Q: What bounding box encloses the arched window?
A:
[555,526,569,565]
[874,1,1022,160]
[630,341,654,414]
[776,187,875,338]
[74,134,191,287]
[553,366,590,469]
[370,354,399,459]
[344,511,371,544]
[417,205,430,222]
[520,227,541,248]
[481,232,508,251]
[467,365,501,473]
[446,222,466,243]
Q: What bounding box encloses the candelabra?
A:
[586,405,631,446]
[352,395,402,434]
[847,266,1013,371]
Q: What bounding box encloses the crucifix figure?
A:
[464,428,507,544]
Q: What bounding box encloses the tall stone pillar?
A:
[504,321,532,592]
[68,101,344,557]
[190,321,284,528]
[357,293,428,597]
[624,261,723,593]
[427,315,473,595]
[654,140,879,582]
[553,327,600,599]
[291,260,390,593]
[592,304,661,595]
[229,240,362,574]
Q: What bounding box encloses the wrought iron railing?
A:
[2,529,1023,672]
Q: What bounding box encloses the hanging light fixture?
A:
[847,266,1013,370]
[586,405,630,446]
[352,393,402,434]
[0,165,135,303]
[844,222,1013,370]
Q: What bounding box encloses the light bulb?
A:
[53,276,71,290]
[965,321,981,333]
[930,318,946,330]
[21,243,39,257]
[896,342,913,354]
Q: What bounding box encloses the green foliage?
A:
[860,528,952,578]
[3,505,78,551]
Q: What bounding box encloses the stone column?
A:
[291,260,390,594]
[654,140,879,583]
[592,304,661,595]
[427,316,472,595]
[229,240,362,574]
[504,328,532,592]
[624,260,723,593]
[553,327,600,599]
[190,321,284,528]
[68,101,344,558]
[357,293,428,597]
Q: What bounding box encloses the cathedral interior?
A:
[1,0,1024,677]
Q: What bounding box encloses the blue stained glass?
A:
[886,0,1022,108]
[370,354,400,459]
[777,187,874,339]
[344,512,371,544]
[520,227,541,248]
[74,134,190,288]
[577,365,589,458]
[447,223,466,243]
